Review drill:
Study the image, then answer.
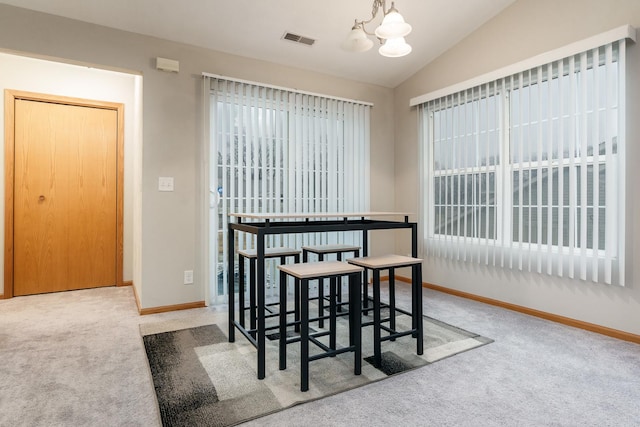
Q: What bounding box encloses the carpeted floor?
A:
[140,305,492,427]
[2,284,639,427]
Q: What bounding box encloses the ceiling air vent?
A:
[282,32,315,46]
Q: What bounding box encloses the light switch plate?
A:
[184,270,194,285]
[159,177,174,191]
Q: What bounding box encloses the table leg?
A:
[279,265,287,370]
[411,223,418,258]
[228,223,235,343]
[257,232,266,380]
[352,272,362,375]
[301,278,309,392]
[415,263,424,355]
[362,230,369,314]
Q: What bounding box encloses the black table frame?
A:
[227,215,418,380]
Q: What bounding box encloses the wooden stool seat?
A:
[302,244,361,325]
[237,247,301,337]
[347,254,424,368]
[277,261,363,392]
[238,247,301,259]
[301,244,362,255]
[278,260,363,279]
[347,254,422,269]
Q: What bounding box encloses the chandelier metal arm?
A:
[355,0,388,37]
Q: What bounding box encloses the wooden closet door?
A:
[13,99,117,296]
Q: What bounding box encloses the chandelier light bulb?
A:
[378,36,412,58]
[341,23,374,52]
[374,3,412,39]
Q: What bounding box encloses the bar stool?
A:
[347,254,423,368]
[277,261,363,392]
[301,244,360,326]
[237,247,301,335]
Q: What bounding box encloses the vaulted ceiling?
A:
[0,0,516,87]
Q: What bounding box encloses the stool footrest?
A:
[308,335,331,353]
[285,329,330,345]
[282,310,351,329]
[362,317,393,327]
[363,297,412,317]
[308,344,357,362]
[232,321,258,348]
[379,326,417,340]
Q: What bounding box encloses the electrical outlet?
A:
[184,270,194,285]
[159,176,174,192]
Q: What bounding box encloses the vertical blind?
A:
[205,75,371,303]
[419,39,626,286]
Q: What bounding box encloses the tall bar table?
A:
[227,212,418,380]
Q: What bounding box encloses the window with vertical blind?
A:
[204,75,371,303]
[417,31,630,286]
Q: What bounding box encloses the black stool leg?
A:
[389,267,396,341]
[362,267,369,316]
[301,278,310,392]
[249,257,257,337]
[329,277,337,352]
[352,250,360,314]
[362,230,369,315]
[294,254,300,333]
[279,266,287,370]
[239,254,246,328]
[336,252,343,312]
[373,268,382,368]
[317,253,325,328]
[415,263,424,355]
[351,272,362,375]
[228,230,235,343]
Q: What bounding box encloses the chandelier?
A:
[341,0,412,58]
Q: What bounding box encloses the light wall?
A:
[0,4,396,308]
[394,0,640,335]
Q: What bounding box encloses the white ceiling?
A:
[1,0,516,88]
